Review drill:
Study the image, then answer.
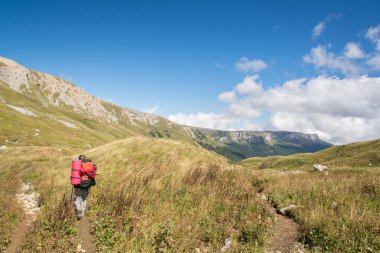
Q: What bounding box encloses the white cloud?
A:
[344,42,365,59]
[235,75,263,94]
[235,57,268,73]
[227,75,380,143]
[304,45,361,76]
[169,24,380,145]
[366,25,380,51]
[144,105,159,114]
[169,75,380,144]
[268,112,379,144]
[168,112,236,130]
[312,22,326,39]
[312,14,340,39]
[218,91,236,103]
[367,54,380,70]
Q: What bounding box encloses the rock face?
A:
[313,164,328,172]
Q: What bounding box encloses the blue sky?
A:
[1,0,380,143]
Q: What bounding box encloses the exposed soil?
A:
[3,218,31,253]
[265,213,300,253]
[79,216,97,253]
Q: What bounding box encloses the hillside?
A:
[240,139,380,252]
[0,138,276,252]
[241,138,380,170]
[0,56,331,159]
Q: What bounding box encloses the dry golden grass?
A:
[244,163,380,252]
[0,147,79,252]
[3,136,379,252]
[0,158,23,251]
[86,137,274,252]
[0,137,275,252]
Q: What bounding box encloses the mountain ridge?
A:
[0,56,332,159]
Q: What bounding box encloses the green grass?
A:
[241,138,380,170]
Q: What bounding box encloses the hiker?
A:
[71,154,97,220]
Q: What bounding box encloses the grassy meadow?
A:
[0,137,276,252]
[1,80,379,252]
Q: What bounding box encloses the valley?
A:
[0,57,379,252]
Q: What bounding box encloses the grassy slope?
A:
[241,138,380,172]
[85,137,274,252]
[0,137,275,252]
[0,147,78,251]
[0,83,194,152]
[241,139,380,252]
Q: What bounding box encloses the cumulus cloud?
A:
[366,25,380,51]
[304,45,361,76]
[344,42,365,59]
[169,75,380,144]
[235,57,268,73]
[218,75,380,143]
[144,105,159,114]
[169,24,380,144]
[235,75,263,95]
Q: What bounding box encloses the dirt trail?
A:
[3,218,31,253]
[4,183,40,253]
[78,216,97,253]
[261,192,301,253]
[265,211,300,253]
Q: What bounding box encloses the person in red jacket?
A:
[74,155,97,220]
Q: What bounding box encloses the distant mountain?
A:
[191,128,332,161]
[0,56,332,159]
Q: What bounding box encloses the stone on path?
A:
[278,205,298,216]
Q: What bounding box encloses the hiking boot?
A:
[77,212,84,220]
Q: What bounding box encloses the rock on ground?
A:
[313,164,328,172]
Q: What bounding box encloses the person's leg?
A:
[82,188,89,213]
[75,188,86,219]
[74,188,82,213]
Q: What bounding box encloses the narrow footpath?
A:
[78,216,97,253]
[265,212,300,253]
[4,183,40,253]
[262,192,302,253]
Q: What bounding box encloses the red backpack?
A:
[80,159,96,188]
